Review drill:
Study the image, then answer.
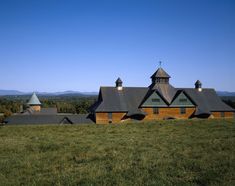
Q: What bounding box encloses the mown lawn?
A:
[0,119,234,186]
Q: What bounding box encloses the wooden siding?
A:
[95,113,108,124]
[96,112,126,124]
[142,107,195,120]
[211,112,221,118]
[212,112,234,118]
[30,106,41,112]
[225,112,234,118]
[95,110,234,124]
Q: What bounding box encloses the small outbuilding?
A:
[5,93,94,125]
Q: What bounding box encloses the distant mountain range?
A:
[216,91,235,97]
[0,89,235,97]
[0,90,98,96]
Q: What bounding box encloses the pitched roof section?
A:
[95,87,148,112]
[151,68,171,78]
[151,83,177,104]
[27,93,41,105]
[23,108,58,115]
[181,88,234,115]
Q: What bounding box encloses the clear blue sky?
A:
[0,0,234,92]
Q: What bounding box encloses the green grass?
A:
[0,119,234,186]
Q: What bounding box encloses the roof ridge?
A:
[100,86,147,89]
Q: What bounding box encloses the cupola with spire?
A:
[116,77,123,91]
[148,63,176,103]
[195,80,202,92]
[27,92,41,112]
[151,67,171,85]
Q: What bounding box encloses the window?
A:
[180,107,186,114]
[152,98,160,102]
[153,108,159,114]
[221,112,225,118]
[108,113,112,120]
[179,99,187,102]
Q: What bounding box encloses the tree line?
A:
[0,95,97,123]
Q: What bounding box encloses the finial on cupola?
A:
[195,80,202,92]
[116,77,123,91]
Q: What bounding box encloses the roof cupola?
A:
[195,80,202,92]
[151,67,171,84]
[115,78,123,91]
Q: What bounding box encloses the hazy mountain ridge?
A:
[216,91,235,97]
[0,89,235,97]
[0,90,98,96]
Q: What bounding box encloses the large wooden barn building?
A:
[91,67,234,124]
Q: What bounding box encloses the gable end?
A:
[141,91,168,107]
[170,91,195,107]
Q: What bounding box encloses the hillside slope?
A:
[0,119,234,185]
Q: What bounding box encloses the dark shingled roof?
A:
[151,68,171,78]
[22,108,58,115]
[66,114,94,124]
[39,108,58,115]
[181,88,234,115]
[150,83,177,104]
[5,114,94,125]
[94,87,148,114]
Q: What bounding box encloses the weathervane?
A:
[159,61,162,68]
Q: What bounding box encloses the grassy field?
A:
[0,119,234,186]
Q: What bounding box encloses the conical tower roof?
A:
[27,92,41,105]
[151,68,171,78]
